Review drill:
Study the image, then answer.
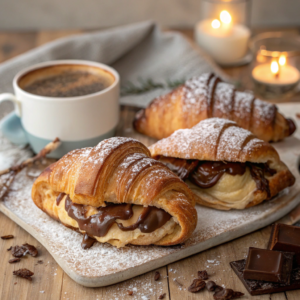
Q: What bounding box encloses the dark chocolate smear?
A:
[190,161,246,188]
[162,158,276,196]
[64,196,172,246]
[81,234,96,250]
[117,206,171,233]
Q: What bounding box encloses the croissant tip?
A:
[286,118,296,136]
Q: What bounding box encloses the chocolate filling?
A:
[160,158,276,198]
[57,195,172,249]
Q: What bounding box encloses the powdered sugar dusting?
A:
[150,118,264,162]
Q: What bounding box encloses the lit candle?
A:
[252,56,300,86]
[252,54,300,99]
[194,10,250,65]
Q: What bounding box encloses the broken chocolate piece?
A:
[206,281,217,291]
[198,270,209,280]
[231,259,300,295]
[154,271,160,281]
[215,285,224,292]
[188,278,206,293]
[243,247,293,284]
[127,290,133,296]
[22,243,38,257]
[9,258,20,264]
[7,246,12,251]
[213,288,244,300]
[268,223,300,266]
[158,293,166,299]
[1,235,14,239]
[13,268,34,281]
[11,246,26,257]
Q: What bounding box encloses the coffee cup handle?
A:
[0,93,28,145]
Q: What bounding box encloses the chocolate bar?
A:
[243,247,293,284]
[268,223,300,266]
[230,259,300,295]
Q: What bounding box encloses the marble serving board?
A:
[0,132,300,288]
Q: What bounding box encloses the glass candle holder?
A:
[250,32,300,100]
[194,0,252,66]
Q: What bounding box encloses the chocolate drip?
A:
[64,196,172,248]
[160,157,198,180]
[248,163,274,198]
[81,234,96,249]
[56,193,66,206]
[190,161,247,188]
[162,158,276,196]
[117,206,171,233]
[65,196,133,237]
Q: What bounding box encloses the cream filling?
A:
[55,196,177,248]
[187,168,257,209]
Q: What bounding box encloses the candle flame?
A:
[271,61,279,77]
[220,10,232,24]
[279,55,286,66]
[211,19,221,29]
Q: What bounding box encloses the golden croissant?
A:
[32,137,197,248]
[149,118,295,210]
[134,73,296,142]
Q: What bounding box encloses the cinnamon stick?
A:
[0,138,60,176]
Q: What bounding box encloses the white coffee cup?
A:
[0,60,120,158]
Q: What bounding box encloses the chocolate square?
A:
[230,259,300,296]
[268,223,300,266]
[243,247,293,284]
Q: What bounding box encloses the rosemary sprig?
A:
[121,78,186,96]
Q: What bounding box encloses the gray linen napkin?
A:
[0,20,224,109]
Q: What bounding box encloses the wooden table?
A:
[0,29,300,300]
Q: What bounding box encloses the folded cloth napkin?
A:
[0,20,224,108]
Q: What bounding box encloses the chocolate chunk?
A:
[198,270,209,280]
[7,246,12,251]
[22,243,38,257]
[243,247,293,284]
[232,291,244,299]
[215,285,224,292]
[127,290,133,296]
[11,246,26,257]
[1,235,14,239]
[9,258,21,264]
[268,223,300,266]
[158,293,166,299]
[154,271,160,281]
[213,288,243,300]
[231,259,300,295]
[188,278,206,293]
[206,281,217,291]
[13,268,34,281]
[296,113,300,119]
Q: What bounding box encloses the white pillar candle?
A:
[195,19,250,65]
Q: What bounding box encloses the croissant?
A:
[32,137,197,248]
[134,73,296,142]
[149,118,295,210]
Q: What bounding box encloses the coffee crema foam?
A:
[18,64,115,97]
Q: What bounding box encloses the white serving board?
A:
[0,119,300,287]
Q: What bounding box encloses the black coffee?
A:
[19,65,114,98]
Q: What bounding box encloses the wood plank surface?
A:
[0,28,299,300]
